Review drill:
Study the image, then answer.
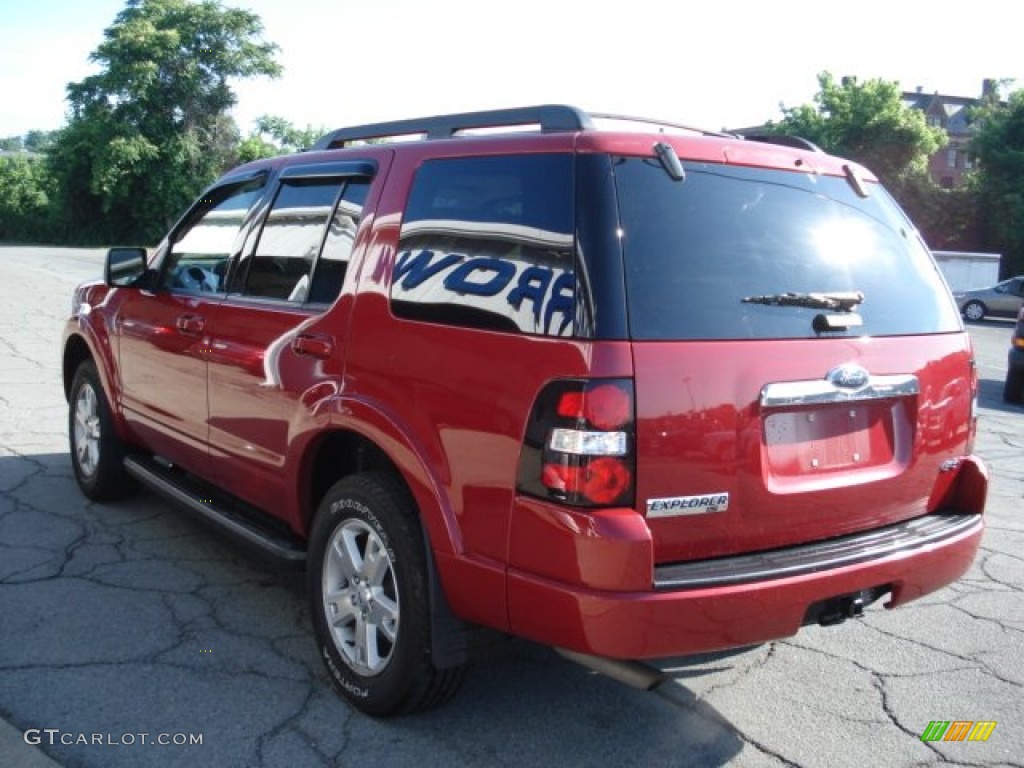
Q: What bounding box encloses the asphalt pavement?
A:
[1,246,1021,768]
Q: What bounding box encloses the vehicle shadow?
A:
[978,377,1022,415]
[409,638,747,767]
[1,451,750,767]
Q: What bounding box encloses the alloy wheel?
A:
[73,381,101,478]
[322,518,400,676]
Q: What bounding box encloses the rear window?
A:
[613,158,961,340]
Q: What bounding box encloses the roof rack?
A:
[589,112,733,138]
[311,104,594,150]
[741,133,824,153]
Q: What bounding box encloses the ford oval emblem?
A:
[827,363,870,390]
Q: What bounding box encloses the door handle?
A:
[292,333,334,359]
[176,314,205,334]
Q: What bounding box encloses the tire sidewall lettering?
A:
[329,497,398,565]
[320,644,369,698]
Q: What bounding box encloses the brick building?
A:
[902,79,998,188]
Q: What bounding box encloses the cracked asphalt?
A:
[1,246,1021,768]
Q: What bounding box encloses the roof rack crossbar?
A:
[312,104,594,150]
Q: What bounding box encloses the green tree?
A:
[891,174,981,252]
[48,0,280,244]
[766,72,946,185]
[0,155,52,241]
[0,131,56,153]
[236,114,326,164]
[763,72,982,251]
[24,130,57,153]
[971,89,1024,275]
[251,114,323,152]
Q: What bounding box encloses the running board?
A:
[123,455,306,563]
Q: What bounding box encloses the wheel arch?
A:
[63,325,134,444]
[62,333,94,401]
[296,403,462,560]
[301,429,397,530]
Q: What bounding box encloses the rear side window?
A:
[613,158,962,340]
[243,179,345,302]
[997,277,1024,297]
[308,179,370,304]
[392,154,575,336]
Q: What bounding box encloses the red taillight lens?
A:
[582,383,632,430]
[556,392,585,420]
[555,384,631,430]
[518,378,635,508]
[541,457,632,505]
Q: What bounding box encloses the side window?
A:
[243,179,344,302]
[391,154,576,336]
[161,179,264,294]
[308,179,370,304]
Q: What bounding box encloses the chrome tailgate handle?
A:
[760,373,919,408]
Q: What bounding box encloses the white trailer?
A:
[932,251,1001,292]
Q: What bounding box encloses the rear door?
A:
[611,156,971,563]
[205,159,383,521]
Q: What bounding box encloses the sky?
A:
[1,0,1022,140]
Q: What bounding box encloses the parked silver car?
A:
[955,276,1024,321]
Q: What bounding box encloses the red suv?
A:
[63,105,987,716]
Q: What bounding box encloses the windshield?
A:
[613,158,961,340]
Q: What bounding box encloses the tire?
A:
[1004,368,1024,404]
[309,472,465,716]
[68,360,136,501]
[963,301,986,321]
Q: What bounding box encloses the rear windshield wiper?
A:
[741,291,864,312]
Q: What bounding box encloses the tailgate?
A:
[633,335,974,563]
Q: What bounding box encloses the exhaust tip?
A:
[556,648,666,691]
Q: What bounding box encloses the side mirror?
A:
[105,247,148,287]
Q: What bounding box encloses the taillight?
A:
[517,379,635,507]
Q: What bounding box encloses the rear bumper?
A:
[507,511,984,660]
[652,513,978,588]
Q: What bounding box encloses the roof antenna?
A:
[654,142,685,181]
